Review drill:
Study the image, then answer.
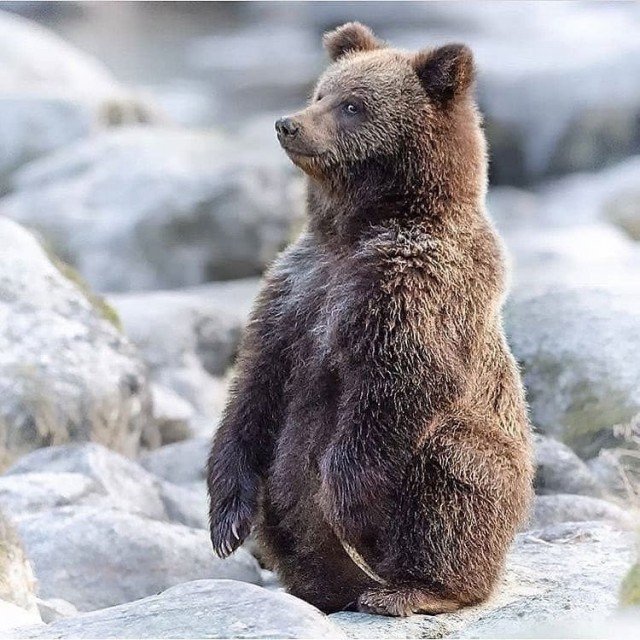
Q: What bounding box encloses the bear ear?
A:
[323,22,384,62]
[412,44,475,104]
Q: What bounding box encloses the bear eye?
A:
[342,102,359,115]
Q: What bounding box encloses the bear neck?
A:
[306,141,486,248]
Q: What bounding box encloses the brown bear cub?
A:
[207,22,534,617]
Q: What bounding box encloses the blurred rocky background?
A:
[1,1,640,638]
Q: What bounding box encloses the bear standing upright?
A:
[207,22,534,616]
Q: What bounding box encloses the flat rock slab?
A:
[331,522,634,639]
[14,506,261,612]
[10,580,345,639]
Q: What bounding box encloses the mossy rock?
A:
[620,562,640,607]
[43,244,122,331]
[604,189,640,242]
[0,509,37,610]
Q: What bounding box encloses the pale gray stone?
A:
[0,509,38,613]
[0,218,156,468]
[14,506,261,612]
[0,12,157,186]
[506,285,640,458]
[10,580,344,639]
[2,127,304,292]
[534,435,604,497]
[139,437,209,485]
[0,601,42,633]
[532,494,636,530]
[35,598,77,624]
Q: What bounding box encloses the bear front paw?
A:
[209,495,255,558]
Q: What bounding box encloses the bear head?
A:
[275,22,486,217]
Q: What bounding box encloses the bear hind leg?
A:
[357,586,463,617]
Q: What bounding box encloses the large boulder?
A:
[2,443,166,520]
[488,159,640,295]
[139,437,210,485]
[1,127,304,292]
[34,598,77,625]
[13,506,260,612]
[531,494,636,530]
[9,580,345,639]
[0,509,37,614]
[0,11,157,190]
[505,285,640,458]
[604,187,640,242]
[0,218,156,469]
[0,602,41,634]
[534,435,604,497]
[331,522,635,638]
[1,443,209,530]
[108,284,259,438]
[588,445,640,506]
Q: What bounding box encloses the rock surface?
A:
[9,580,345,639]
[3,443,167,520]
[110,286,248,437]
[332,522,634,638]
[1,127,304,292]
[0,509,37,613]
[158,481,208,531]
[604,188,640,242]
[532,494,636,530]
[0,218,156,469]
[1,443,210,530]
[14,506,260,612]
[139,437,209,485]
[35,598,78,625]
[588,445,640,505]
[0,601,42,633]
[534,435,604,497]
[506,285,640,458]
[0,11,156,188]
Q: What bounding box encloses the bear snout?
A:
[275,116,300,139]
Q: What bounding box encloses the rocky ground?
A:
[1,4,640,639]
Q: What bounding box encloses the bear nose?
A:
[275,117,299,138]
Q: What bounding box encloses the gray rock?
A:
[1,127,304,292]
[505,286,640,458]
[0,12,157,188]
[588,445,640,505]
[0,509,37,613]
[487,159,640,295]
[14,506,261,612]
[10,579,344,639]
[139,437,209,485]
[159,481,208,530]
[332,522,634,638]
[0,601,42,633]
[2,442,215,532]
[487,186,540,234]
[4,443,167,520]
[0,218,156,468]
[534,435,604,497]
[35,598,77,624]
[150,384,194,445]
[109,287,245,436]
[604,187,640,241]
[532,494,636,530]
[0,472,99,520]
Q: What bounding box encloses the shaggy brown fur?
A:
[207,22,534,617]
